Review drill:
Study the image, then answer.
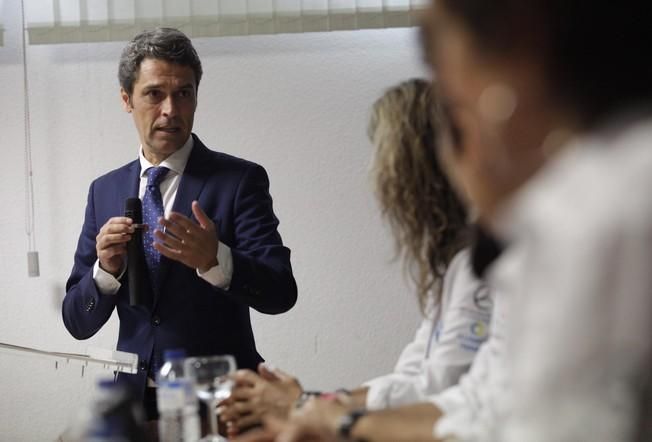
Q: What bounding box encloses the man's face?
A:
[121,58,197,162]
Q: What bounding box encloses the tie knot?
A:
[146,167,169,187]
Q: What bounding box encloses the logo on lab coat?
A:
[473,285,492,311]
[470,321,488,339]
[458,320,490,352]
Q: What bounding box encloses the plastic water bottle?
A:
[157,349,200,442]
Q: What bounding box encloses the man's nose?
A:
[161,96,178,117]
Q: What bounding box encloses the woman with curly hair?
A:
[220,78,492,436]
[369,78,470,313]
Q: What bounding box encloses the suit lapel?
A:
[170,137,212,219]
[118,160,142,209]
[154,135,212,308]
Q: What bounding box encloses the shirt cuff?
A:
[362,377,392,410]
[429,385,462,418]
[365,374,428,411]
[429,386,473,440]
[197,241,233,290]
[92,260,123,295]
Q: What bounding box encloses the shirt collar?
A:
[138,135,194,178]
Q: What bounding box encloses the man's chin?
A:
[148,136,187,153]
[143,142,182,161]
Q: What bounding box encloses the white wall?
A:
[0,2,425,439]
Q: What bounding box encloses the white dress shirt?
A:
[364,249,493,410]
[92,136,233,294]
[494,115,652,442]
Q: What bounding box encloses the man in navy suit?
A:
[62,28,297,418]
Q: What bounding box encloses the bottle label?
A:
[157,381,186,412]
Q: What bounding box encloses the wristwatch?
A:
[337,408,367,441]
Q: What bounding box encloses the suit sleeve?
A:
[226,163,297,314]
[62,182,118,339]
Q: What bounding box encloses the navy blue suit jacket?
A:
[63,135,297,396]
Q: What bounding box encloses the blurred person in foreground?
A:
[235,0,652,440]
[428,0,652,440]
[222,78,492,437]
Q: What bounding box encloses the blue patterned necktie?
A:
[142,166,169,291]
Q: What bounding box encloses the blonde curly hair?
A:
[368,79,469,313]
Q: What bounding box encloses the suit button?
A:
[152,316,161,326]
[139,361,147,372]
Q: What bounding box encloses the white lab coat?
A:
[429,271,509,442]
[364,249,493,410]
[494,115,652,442]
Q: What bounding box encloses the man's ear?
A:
[120,87,132,113]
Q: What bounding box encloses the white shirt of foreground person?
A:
[494,115,652,442]
[91,136,233,294]
[364,249,493,410]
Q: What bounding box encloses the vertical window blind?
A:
[24,0,429,44]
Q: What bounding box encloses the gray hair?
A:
[118,27,203,96]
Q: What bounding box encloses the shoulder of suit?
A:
[91,159,139,187]
[195,140,265,174]
[208,149,260,170]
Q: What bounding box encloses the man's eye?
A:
[146,90,160,97]
[179,90,192,98]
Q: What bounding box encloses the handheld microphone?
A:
[124,198,146,307]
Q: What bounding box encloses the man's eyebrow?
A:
[141,83,163,91]
[141,83,195,91]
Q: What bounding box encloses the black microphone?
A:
[124,198,146,307]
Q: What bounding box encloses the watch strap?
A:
[338,408,367,440]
